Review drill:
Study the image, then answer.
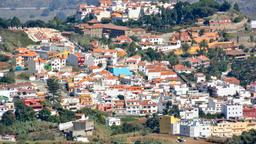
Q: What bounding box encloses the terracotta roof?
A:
[226,49,245,56]
[160,70,176,75]
[223,77,240,85]
[198,55,209,61]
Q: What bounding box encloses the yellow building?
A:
[211,121,256,137]
[160,115,180,134]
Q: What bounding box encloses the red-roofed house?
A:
[243,107,256,119]
[113,35,133,44]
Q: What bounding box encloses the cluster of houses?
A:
[75,20,181,52]
[0,6,254,142]
[76,0,175,22]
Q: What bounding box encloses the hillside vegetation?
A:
[0,29,35,52]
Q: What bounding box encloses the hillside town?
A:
[0,0,256,143]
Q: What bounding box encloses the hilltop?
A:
[0,0,255,22]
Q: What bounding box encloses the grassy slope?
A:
[0,29,35,52]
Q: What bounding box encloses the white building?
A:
[156,41,181,52]
[180,108,199,120]
[173,84,189,96]
[61,97,80,111]
[50,58,66,72]
[251,20,256,29]
[128,7,141,20]
[179,120,212,138]
[195,73,206,83]
[27,58,47,74]
[106,117,121,126]
[221,104,243,119]
[94,11,111,21]
[141,35,163,45]
[208,80,245,97]
[206,98,223,114]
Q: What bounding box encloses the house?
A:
[128,6,141,20]
[211,120,256,137]
[76,4,95,20]
[221,104,243,119]
[67,53,85,67]
[186,55,210,68]
[79,94,93,107]
[15,49,38,69]
[94,10,111,21]
[251,20,256,29]
[76,23,130,38]
[0,135,16,142]
[72,120,94,137]
[113,35,133,44]
[243,106,256,119]
[23,98,43,112]
[140,35,163,45]
[226,49,247,59]
[140,100,158,115]
[206,98,223,114]
[61,97,81,111]
[113,100,126,115]
[193,73,205,83]
[180,108,199,120]
[207,80,244,97]
[27,58,47,74]
[179,120,212,138]
[125,55,141,71]
[0,102,14,120]
[125,100,141,115]
[249,82,256,96]
[159,115,180,134]
[50,57,66,72]
[223,77,240,85]
[173,64,192,74]
[106,117,121,126]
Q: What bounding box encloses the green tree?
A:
[58,108,76,123]
[225,129,256,144]
[181,43,190,53]
[1,110,15,126]
[10,17,21,27]
[117,95,125,100]
[228,57,256,86]
[47,78,61,109]
[219,1,231,12]
[145,114,160,133]
[198,40,208,55]
[38,108,51,121]
[14,99,35,122]
[233,3,240,12]
[79,108,106,124]
[199,29,205,36]
[163,102,180,118]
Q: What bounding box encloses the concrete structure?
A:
[221,104,243,119]
[180,120,211,138]
[180,108,199,120]
[106,117,121,126]
[160,115,180,134]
